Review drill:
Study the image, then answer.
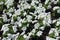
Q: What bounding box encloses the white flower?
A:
[26,15,32,20]
[21,31,25,35]
[38,13,46,19]
[56,21,60,26]
[43,13,51,26]
[53,6,59,10]
[56,37,60,40]
[47,5,52,9]
[23,12,27,16]
[2,37,7,40]
[34,23,40,29]
[57,9,60,13]
[0,2,4,5]
[28,32,32,36]
[10,33,19,40]
[26,15,32,22]
[15,9,21,15]
[23,34,27,38]
[55,29,59,36]
[40,26,45,30]
[45,0,49,4]
[12,26,17,32]
[23,3,31,9]
[36,31,42,36]
[32,20,37,23]
[18,19,22,27]
[22,27,27,31]
[31,0,35,6]
[46,36,57,40]
[31,29,36,35]
[49,28,55,34]
[18,23,22,27]
[17,4,20,8]
[9,8,14,12]
[53,0,59,4]
[7,12,12,17]
[5,0,14,8]
[2,14,8,22]
[7,33,12,39]
[47,13,51,24]
[22,18,27,23]
[1,24,9,34]
[52,20,57,23]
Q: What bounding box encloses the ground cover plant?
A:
[0,0,60,40]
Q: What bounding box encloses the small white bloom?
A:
[31,29,36,35]
[0,2,4,5]
[12,33,19,40]
[52,20,57,23]
[53,6,59,10]
[2,37,7,40]
[46,36,56,40]
[1,24,9,34]
[55,29,59,36]
[49,28,55,34]
[15,9,21,15]
[21,31,25,35]
[32,20,37,23]
[26,15,32,20]
[2,14,8,22]
[56,21,60,26]
[57,9,60,13]
[38,13,46,19]
[7,12,12,17]
[31,29,36,33]
[12,26,17,32]
[47,5,52,9]
[45,0,49,4]
[28,32,32,36]
[5,0,14,8]
[9,8,14,12]
[22,27,27,31]
[22,18,27,23]
[36,31,42,36]
[40,26,45,30]
[34,23,40,29]
[23,34,27,38]
[26,15,32,22]
[23,12,27,16]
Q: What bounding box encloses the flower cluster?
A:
[0,0,60,40]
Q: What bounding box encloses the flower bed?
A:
[0,0,60,40]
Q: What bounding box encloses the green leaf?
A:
[8,25,14,34]
[13,16,17,22]
[17,35,25,40]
